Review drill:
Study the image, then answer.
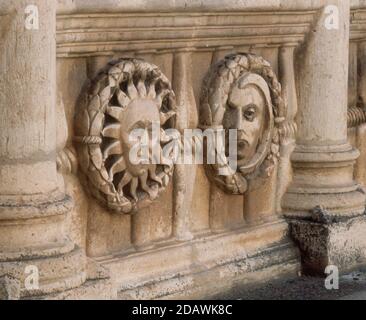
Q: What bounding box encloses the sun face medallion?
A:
[74,58,176,213]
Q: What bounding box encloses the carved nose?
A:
[235,114,246,132]
[235,113,242,129]
[237,129,249,141]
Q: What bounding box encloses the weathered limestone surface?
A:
[283,0,366,275]
[0,0,114,299]
[0,275,20,300]
[1,0,366,299]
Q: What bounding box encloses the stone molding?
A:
[56,10,316,58]
[351,8,366,41]
[56,0,353,13]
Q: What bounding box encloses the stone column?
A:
[283,0,366,275]
[0,0,86,298]
[355,41,366,186]
[276,45,298,213]
[171,50,196,241]
[358,41,366,107]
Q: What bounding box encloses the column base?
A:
[283,189,366,219]
[0,275,20,300]
[287,210,366,276]
[0,245,116,300]
[26,259,116,300]
[0,194,114,299]
[282,144,366,275]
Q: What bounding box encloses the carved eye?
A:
[243,106,256,122]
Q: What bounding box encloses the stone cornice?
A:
[351,8,366,41]
[56,0,331,14]
[56,10,317,58]
[351,0,366,10]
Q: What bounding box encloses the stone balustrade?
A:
[1,0,366,299]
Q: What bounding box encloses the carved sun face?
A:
[101,73,175,203]
[223,83,266,167]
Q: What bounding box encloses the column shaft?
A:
[172,51,196,241]
[283,0,366,275]
[283,0,364,218]
[276,45,298,213]
[0,0,86,298]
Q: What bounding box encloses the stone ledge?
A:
[117,242,299,299]
[98,220,299,299]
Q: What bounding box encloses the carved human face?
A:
[120,99,161,176]
[223,83,266,166]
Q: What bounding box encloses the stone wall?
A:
[1,0,366,299]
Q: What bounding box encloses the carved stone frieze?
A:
[199,53,285,194]
[55,9,317,58]
[75,58,176,214]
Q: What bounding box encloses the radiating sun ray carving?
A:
[74,58,177,214]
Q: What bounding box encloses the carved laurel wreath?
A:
[200,53,286,194]
[74,58,176,214]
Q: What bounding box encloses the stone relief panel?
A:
[74,58,176,214]
[199,53,285,194]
